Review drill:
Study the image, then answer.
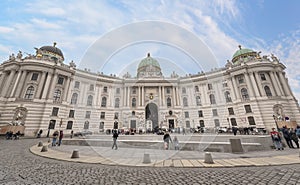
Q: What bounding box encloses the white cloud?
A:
[0,26,14,33]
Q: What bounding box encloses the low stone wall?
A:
[62,134,273,153]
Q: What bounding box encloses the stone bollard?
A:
[37,141,43,147]
[71,149,80,158]
[204,152,214,164]
[41,145,48,152]
[143,153,151,164]
[230,138,244,154]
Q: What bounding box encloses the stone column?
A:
[14,71,27,98]
[228,78,237,100]
[35,71,47,99]
[201,84,207,105]
[63,77,71,101]
[0,72,6,92]
[138,86,141,106]
[254,72,264,96]
[274,72,284,96]
[278,72,291,96]
[249,72,260,97]
[158,86,161,106]
[42,72,52,99]
[269,71,281,96]
[127,87,130,106]
[142,86,145,106]
[244,73,254,98]
[10,70,22,97]
[2,69,16,97]
[162,86,165,106]
[175,86,178,106]
[172,86,176,107]
[231,76,240,100]
[123,86,126,106]
[177,86,181,106]
[47,73,58,99]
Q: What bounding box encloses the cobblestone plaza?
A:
[1,137,300,184]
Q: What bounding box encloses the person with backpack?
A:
[270,128,283,150]
[112,129,119,150]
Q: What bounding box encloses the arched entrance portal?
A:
[145,103,158,130]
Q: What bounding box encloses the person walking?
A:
[58,130,64,146]
[290,128,299,148]
[282,126,295,148]
[52,130,59,147]
[270,128,283,150]
[295,125,300,139]
[163,131,172,150]
[70,130,74,139]
[112,129,119,150]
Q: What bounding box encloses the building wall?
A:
[0,49,299,136]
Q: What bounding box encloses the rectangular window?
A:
[184,111,189,118]
[103,86,108,93]
[89,84,94,91]
[57,77,64,85]
[248,116,256,125]
[212,109,218,116]
[244,105,252,113]
[166,87,171,94]
[228,108,234,115]
[51,107,59,116]
[185,121,190,128]
[237,75,244,84]
[114,112,119,119]
[260,74,266,81]
[208,83,213,90]
[199,120,205,127]
[31,73,39,81]
[66,121,73,129]
[69,110,75,118]
[222,81,228,87]
[100,112,105,119]
[116,88,120,94]
[85,111,91,119]
[214,119,220,127]
[74,81,80,88]
[198,110,203,117]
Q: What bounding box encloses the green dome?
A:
[232,45,257,64]
[232,48,254,59]
[138,53,161,69]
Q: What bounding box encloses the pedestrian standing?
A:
[58,130,64,146]
[112,129,119,150]
[232,126,238,136]
[295,125,300,139]
[52,130,59,146]
[163,131,172,150]
[70,130,74,139]
[173,136,179,150]
[270,128,283,150]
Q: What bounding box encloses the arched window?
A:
[182,87,186,94]
[101,97,107,107]
[53,89,61,101]
[24,86,35,99]
[224,91,232,102]
[183,97,188,107]
[209,94,216,104]
[241,88,249,100]
[87,95,93,106]
[264,86,272,97]
[115,98,120,108]
[132,98,136,107]
[195,86,199,92]
[196,96,201,106]
[71,93,78,104]
[167,97,172,107]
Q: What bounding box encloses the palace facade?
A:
[0,44,299,136]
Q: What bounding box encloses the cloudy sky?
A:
[0,0,300,101]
